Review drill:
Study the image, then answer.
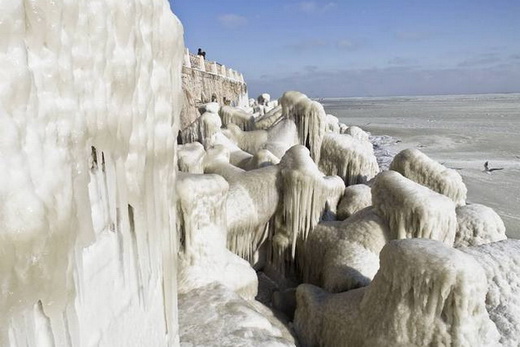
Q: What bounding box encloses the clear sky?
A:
[170,0,520,98]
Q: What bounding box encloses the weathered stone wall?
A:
[181,51,248,129]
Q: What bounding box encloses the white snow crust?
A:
[455,203,507,247]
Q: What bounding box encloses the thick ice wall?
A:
[337,184,372,220]
[462,240,520,347]
[0,0,183,345]
[219,105,255,131]
[176,173,257,298]
[390,148,468,206]
[320,133,380,186]
[455,203,507,247]
[273,145,344,272]
[372,170,457,245]
[301,207,390,292]
[177,142,206,173]
[295,239,501,347]
[280,91,326,162]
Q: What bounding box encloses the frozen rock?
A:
[462,240,520,347]
[390,148,467,206]
[319,133,380,186]
[455,203,507,247]
[179,283,297,347]
[343,125,369,142]
[176,173,257,299]
[178,142,206,173]
[326,114,340,133]
[300,207,390,292]
[219,105,255,131]
[254,105,283,130]
[337,184,372,220]
[294,239,501,347]
[372,170,457,245]
[180,105,223,148]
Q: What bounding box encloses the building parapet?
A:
[183,48,245,83]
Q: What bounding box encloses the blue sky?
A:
[170,0,520,98]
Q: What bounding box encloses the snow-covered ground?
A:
[324,93,520,238]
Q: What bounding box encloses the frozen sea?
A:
[323,93,520,238]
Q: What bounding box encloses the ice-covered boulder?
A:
[462,240,520,347]
[390,148,467,206]
[257,93,271,106]
[337,184,372,220]
[180,103,223,148]
[301,207,390,292]
[176,173,257,299]
[326,114,340,133]
[372,170,457,245]
[178,142,206,173]
[343,125,370,142]
[295,239,501,347]
[179,283,297,347]
[219,105,255,131]
[319,133,379,186]
[455,203,507,247]
[254,105,283,130]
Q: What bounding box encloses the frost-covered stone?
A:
[372,170,457,245]
[462,240,520,347]
[337,184,372,220]
[295,239,501,347]
[319,133,380,186]
[180,104,222,147]
[219,105,255,130]
[343,125,369,142]
[390,148,467,206]
[178,142,206,173]
[255,105,283,130]
[455,203,507,247]
[326,114,340,133]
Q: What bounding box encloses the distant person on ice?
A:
[197,48,206,59]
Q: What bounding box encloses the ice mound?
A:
[280,91,327,163]
[178,142,206,173]
[300,207,390,292]
[455,203,507,247]
[326,114,340,133]
[372,170,457,245]
[220,105,255,131]
[254,105,283,130]
[294,239,501,347]
[462,240,520,347]
[180,103,223,148]
[319,133,379,186]
[390,148,467,206]
[179,283,296,347]
[337,184,372,220]
[343,125,370,142]
[176,173,257,299]
[272,145,344,272]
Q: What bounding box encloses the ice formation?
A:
[462,240,520,347]
[343,125,370,142]
[1,0,184,345]
[372,171,457,245]
[294,239,501,347]
[255,105,283,130]
[177,142,206,173]
[319,133,380,186]
[280,91,327,162]
[337,184,372,220]
[300,207,390,292]
[176,173,257,299]
[219,105,255,130]
[179,283,296,347]
[273,146,345,272]
[390,148,468,206]
[325,114,340,133]
[455,203,507,247]
[180,103,222,147]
